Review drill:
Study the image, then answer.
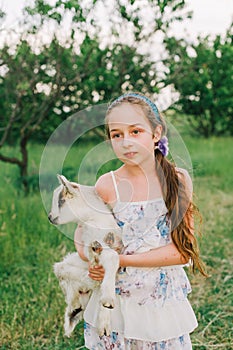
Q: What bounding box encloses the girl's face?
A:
[107,103,162,167]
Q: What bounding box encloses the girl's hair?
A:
[106,93,207,277]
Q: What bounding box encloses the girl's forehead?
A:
[107,103,150,127]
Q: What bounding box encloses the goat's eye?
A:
[58,198,65,208]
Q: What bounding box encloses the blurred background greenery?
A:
[0,1,232,349]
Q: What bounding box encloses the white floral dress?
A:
[83,172,197,349]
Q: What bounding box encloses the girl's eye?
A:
[110,133,121,139]
[132,129,143,135]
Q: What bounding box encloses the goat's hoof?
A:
[98,326,111,337]
[101,297,115,309]
[64,331,72,338]
[104,328,110,336]
[103,303,114,309]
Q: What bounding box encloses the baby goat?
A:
[49,175,122,337]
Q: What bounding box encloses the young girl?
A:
[75,92,206,350]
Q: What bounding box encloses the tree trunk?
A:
[19,136,29,192]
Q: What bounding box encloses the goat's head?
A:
[48,174,81,225]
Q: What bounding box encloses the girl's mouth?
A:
[123,152,138,159]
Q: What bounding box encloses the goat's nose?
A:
[48,213,58,225]
[48,213,53,222]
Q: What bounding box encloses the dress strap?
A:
[110,171,120,202]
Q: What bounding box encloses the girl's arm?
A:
[89,243,187,281]
[119,242,188,268]
[74,225,89,262]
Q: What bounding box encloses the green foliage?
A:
[0,137,233,348]
[1,40,153,130]
[164,24,233,137]
[0,0,193,188]
[0,0,192,139]
[24,0,86,28]
[0,35,157,185]
[115,0,189,38]
[1,0,189,133]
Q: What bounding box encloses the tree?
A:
[0,0,192,189]
[163,23,233,137]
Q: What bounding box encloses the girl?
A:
[75,92,207,350]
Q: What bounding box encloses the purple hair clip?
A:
[155,136,169,157]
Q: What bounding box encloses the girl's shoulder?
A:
[175,167,193,196]
[95,171,115,204]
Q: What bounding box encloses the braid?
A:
[155,152,207,276]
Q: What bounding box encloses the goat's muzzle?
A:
[48,213,58,225]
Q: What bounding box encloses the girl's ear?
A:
[153,125,162,141]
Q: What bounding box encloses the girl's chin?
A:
[121,157,140,166]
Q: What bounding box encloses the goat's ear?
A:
[57,174,78,195]
[57,174,68,186]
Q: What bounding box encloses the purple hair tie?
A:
[155,136,169,157]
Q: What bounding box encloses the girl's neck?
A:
[120,163,157,179]
[114,165,163,202]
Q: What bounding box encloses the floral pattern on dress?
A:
[84,198,194,349]
[118,201,170,256]
[84,322,192,350]
[113,200,191,307]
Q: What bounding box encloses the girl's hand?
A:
[88,264,105,281]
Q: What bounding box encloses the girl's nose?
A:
[122,137,133,148]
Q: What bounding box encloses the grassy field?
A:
[0,137,233,349]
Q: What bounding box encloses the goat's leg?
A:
[99,248,119,308]
[97,305,111,337]
[54,253,95,337]
[63,287,92,337]
[64,305,84,337]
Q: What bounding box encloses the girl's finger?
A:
[88,265,105,281]
[88,272,104,281]
[89,265,104,273]
[89,274,103,281]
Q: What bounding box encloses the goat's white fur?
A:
[50,175,122,337]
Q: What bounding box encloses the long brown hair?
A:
[106,93,207,276]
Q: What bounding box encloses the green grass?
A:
[0,137,233,349]
[183,137,233,350]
